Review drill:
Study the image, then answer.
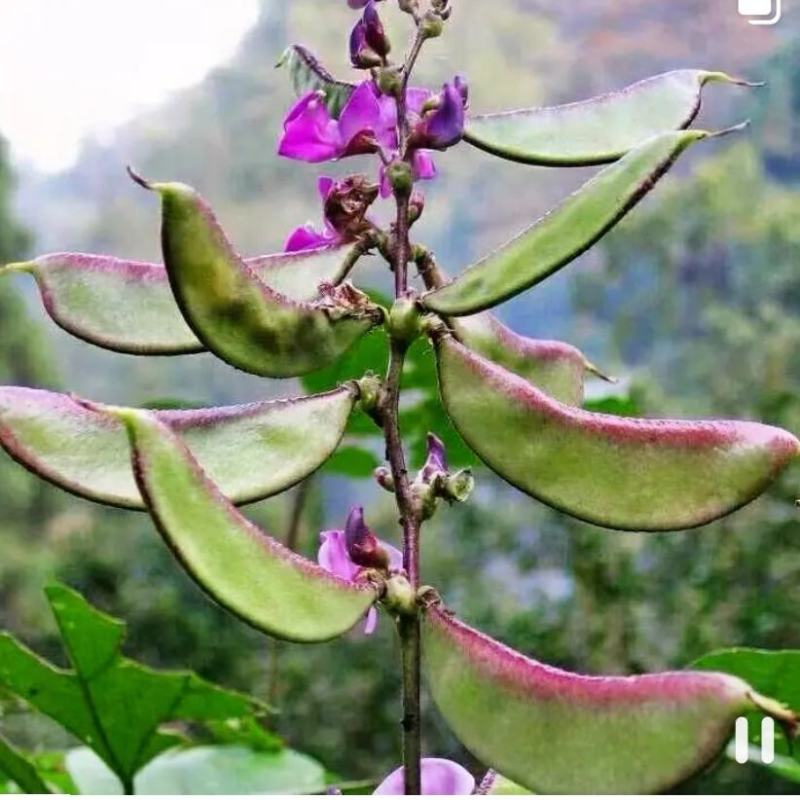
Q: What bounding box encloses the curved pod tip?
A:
[421,602,797,794]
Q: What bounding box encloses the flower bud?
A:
[410,78,466,151]
[420,432,448,483]
[388,296,422,344]
[443,468,475,504]
[398,0,418,13]
[385,159,414,196]
[419,10,444,39]
[408,190,425,225]
[376,65,403,97]
[349,1,390,68]
[345,506,391,570]
[374,466,395,493]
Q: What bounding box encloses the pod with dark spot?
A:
[0,385,355,510]
[133,173,382,377]
[435,334,799,531]
[465,70,757,166]
[112,407,378,642]
[422,602,797,794]
[1,245,348,355]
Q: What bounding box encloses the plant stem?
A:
[384,16,432,794]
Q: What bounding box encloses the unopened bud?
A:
[408,190,425,225]
[374,466,395,493]
[345,506,390,570]
[376,65,403,97]
[388,296,422,344]
[419,11,444,39]
[443,468,475,504]
[386,159,413,197]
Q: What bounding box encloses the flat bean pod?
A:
[465,70,754,166]
[114,407,377,642]
[435,335,799,530]
[136,175,381,377]
[422,602,797,794]
[452,314,594,406]
[0,385,355,509]
[2,246,349,355]
[422,129,722,317]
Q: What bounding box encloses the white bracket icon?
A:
[738,0,783,25]
[735,716,775,764]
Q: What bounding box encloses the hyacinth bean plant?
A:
[1,0,799,794]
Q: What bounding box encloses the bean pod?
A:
[112,407,378,642]
[422,601,797,794]
[435,334,799,531]
[465,70,756,166]
[0,385,355,509]
[135,173,382,377]
[422,129,729,316]
[1,246,348,355]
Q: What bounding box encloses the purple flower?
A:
[284,175,378,252]
[420,432,448,483]
[348,0,370,7]
[350,1,389,68]
[284,177,340,252]
[374,759,475,795]
[279,82,394,163]
[410,77,467,150]
[317,507,401,635]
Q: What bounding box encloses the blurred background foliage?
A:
[1,0,799,792]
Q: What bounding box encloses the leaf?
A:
[465,70,756,166]
[277,44,356,118]
[0,386,356,509]
[421,602,795,794]
[1,246,348,356]
[111,407,378,642]
[0,585,263,789]
[66,744,327,795]
[434,334,799,531]
[0,734,50,794]
[421,129,734,316]
[323,445,380,478]
[691,650,800,711]
[725,743,800,784]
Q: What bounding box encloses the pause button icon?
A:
[735,717,775,765]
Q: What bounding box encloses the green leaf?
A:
[66,744,327,795]
[465,70,755,166]
[421,603,793,794]
[422,129,730,316]
[277,44,356,118]
[1,246,348,356]
[486,772,534,794]
[0,734,50,794]
[0,386,356,510]
[434,335,799,531]
[323,445,380,478]
[112,408,378,642]
[0,585,263,789]
[726,743,800,784]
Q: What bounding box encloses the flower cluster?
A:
[277,0,466,245]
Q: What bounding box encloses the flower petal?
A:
[284,224,338,253]
[363,606,378,635]
[279,92,342,162]
[317,530,357,581]
[412,149,438,181]
[374,758,476,795]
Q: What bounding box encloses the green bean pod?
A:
[1,246,348,355]
[112,407,378,642]
[0,385,355,509]
[422,601,797,794]
[422,129,729,317]
[451,314,599,406]
[435,334,799,531]
[134,174,382,377]
[465,70,756,166]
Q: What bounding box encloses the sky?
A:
[0,0,259,173]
